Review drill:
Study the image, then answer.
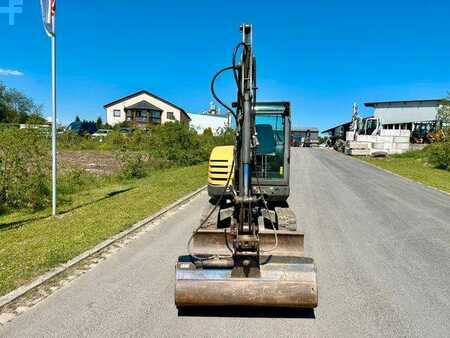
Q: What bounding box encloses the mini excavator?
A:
[175,24,318,308]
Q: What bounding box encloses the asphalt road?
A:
[2,148,449,337]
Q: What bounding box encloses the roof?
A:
[188,112,228,119]
[67,121,82,131]
[232,101,290,113]
[365,98,442,107]
[125,100,162,111]
[104,90,190,120]
[322,121,351,134]
[291,128,319,132]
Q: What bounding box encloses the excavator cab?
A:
[208,102,290,202]
[253,102,290,201]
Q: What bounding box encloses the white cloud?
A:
[0,68,24,76]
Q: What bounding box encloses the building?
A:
[188,113,229,135]
[324,98,444,136]
[322,121,352,139]
[290,128,319,146]
[188,102,230,135]
[104,90,190,127]
[365,99,441,130]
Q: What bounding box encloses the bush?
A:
[116,150,149,179]
[58,132,98,150]
[0,128,50,211]
[427,140,450,170]
[103,130,128,148]
[0,121,235,214]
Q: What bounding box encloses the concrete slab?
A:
[346,141,369,149]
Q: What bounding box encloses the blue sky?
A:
[1,0,450,130]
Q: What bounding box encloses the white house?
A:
[104,90,190,127]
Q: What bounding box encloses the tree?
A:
[75,115,81,122]
[26,109,47,125]
[0,82,43,123]
[202,127,213,137]
[96,116,103,129]
[437,96,450,138]
[80,120,97,135]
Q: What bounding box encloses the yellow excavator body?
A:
[208,145,234,186]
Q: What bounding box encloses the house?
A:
[104,90,190,127]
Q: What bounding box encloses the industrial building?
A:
[365,99,441,130]
[188,113,229,135]
[290,128,319,146]
[323,98,443,137]
[322,98,446,156]
[188,102,230,135]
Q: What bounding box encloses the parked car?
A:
[119,127,133,134]
[92,129,112,138]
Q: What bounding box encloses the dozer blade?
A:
[175,256,318,308]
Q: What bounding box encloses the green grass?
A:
[359,151,450,193]
[0,163,207,297]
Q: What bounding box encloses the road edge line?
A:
[0,185,207,310]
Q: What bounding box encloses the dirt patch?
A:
[58,151,121,175]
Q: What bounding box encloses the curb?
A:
[0,185,207,310]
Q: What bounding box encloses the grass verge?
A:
[0,163,207,297]
[359,153,450,194]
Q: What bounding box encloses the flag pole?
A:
[51,16,57,216]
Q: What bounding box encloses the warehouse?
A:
[188,113,229,135]
[364,99,442,130]
[188,102,230,135]
[324,98,443,136]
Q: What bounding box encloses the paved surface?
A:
[2,148,449,337]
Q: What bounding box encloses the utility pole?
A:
[51,17,57,216]
[40,0,57,216]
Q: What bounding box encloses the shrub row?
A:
[59,122,234,167]
[0,122,234,212]
[0,128,50,211]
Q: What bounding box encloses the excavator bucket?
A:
[175,256,317,308]
[175,228,318,308]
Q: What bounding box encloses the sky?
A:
[1,0,450,131]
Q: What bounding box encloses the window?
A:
[126,110,132,121]
[254,113,285,180]
[167,111,175,120]
[113,109,121,117]
[150,111,161,124]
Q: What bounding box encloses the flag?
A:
[40,0,55,37]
